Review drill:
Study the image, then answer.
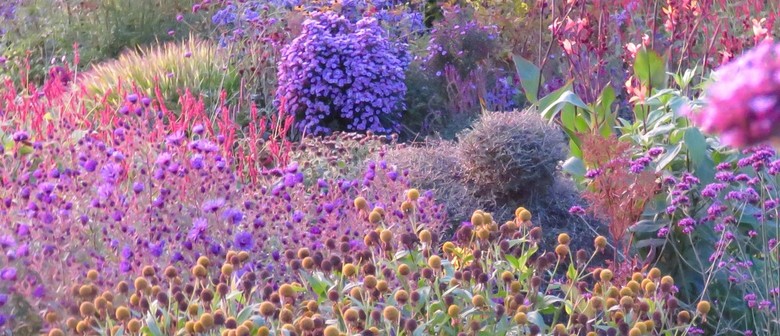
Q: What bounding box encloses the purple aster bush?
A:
[276,11,409,135]
[692,42,780,147]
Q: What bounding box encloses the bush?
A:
[384,140,480,230]
[80,38,241,111]
[457,109,567,202]
[275,11,409,135]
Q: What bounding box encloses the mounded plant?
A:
[80,38,241,111]
[275,11,409,135]
[457,109,567,203]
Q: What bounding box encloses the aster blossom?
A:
[275,11,408,135]
[692,42,780,147]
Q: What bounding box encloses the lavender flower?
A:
[275,12,408,135]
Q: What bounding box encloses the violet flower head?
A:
[275,11,408,135]
[233,231,253,251]
[692,42,780,147]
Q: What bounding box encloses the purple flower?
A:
[126,94,138,104]
[275,12,408,135]
[188,218,209,241]
[568,205,586,215]
[234,231,253,250]
[202,198,226,213]
[585,168,603,178]
[678,217,697,234]
[12,130,29,142]
[0,267,17,281]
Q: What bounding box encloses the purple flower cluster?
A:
[693,42,780,147]
[275,12,409,135]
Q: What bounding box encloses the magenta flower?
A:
[692,42,780,147]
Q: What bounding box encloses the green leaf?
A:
[236,305,256,322]
[562,157,586,177]
[540,90,590,121]
[513,55,542,103]
[633,48,666,88]
[144,315,164,336]
[634,238,666,249]
[655,143,683,172]
[566,263,577,280]
[683,127,708,165]
[629,220,666,233]
[536,81,572,116]
[18,145,33,156]
[505,255,520,270]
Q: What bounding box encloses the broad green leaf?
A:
[536,81,572,116]
[634,48,666,89]
[513,55,542,103]
[540,90,590,121]
[562,157,586,177]
[18,145,33,156]
[683,127,708,165]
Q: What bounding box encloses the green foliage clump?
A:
[458,109,567,203]
[0,0,203,84]
[80,38,240,110]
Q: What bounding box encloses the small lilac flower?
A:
[568,205,586,215]
[188,218,208,241]
[1,267,17,281]
[234,231,253,250]
[202,198,226,213]
[12,130,29,142]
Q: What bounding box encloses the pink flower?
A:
[692,42,780,147]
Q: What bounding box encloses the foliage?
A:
[50,207,700,336]
[0,0,204,84]
[80,38,241,112]
[458,110,567,204]
[275,11,409,135]
[0,71,446,332]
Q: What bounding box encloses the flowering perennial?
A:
[276,11,409,135]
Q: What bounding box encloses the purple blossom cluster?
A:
[693,42,780,147]
[654,145,780,320]
[423,7,499,77]
[0,88,447,328]
[276,11,409,135]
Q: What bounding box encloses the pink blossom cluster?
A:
[693,42,780,147]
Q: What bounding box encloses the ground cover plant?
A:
[1,0,780,335]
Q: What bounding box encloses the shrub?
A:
[80,38,241,111]
[384,140,480,230]
[275,11,409,135]
[50,206,701,336]
[457,109,567,203]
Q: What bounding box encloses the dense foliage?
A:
[1,0,779,335]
